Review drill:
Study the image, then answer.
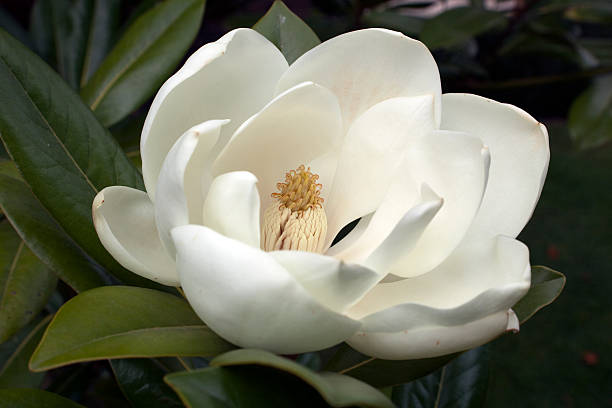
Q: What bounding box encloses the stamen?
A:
[271,164,324,213]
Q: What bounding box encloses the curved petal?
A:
[212,82,343,212]
[389,130,489,277]
[347,236,531,320]
[172,225,360,354]
[141,28,288,200]
[155,120,228,256]
[269,251,381,313]
[202,171,261,248]
[347,309,518,360]
[276,28,442,129]
[324,95,437,246]
[441,93,550,240]
[92,186,177,286]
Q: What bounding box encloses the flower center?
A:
[261,165,328,253]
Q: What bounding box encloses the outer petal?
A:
[348,236,530,320]
[324,95,437,246]
[269,251,381,313]
[155,120,228,256]
[202,171,261,248]
[92,186,177,286]
[172,225,361,354]
[276,28,442,129]
[389,131,489,277]
[441,93,550,240]
[347,309,519,359]
[141,28,288,200]
[212,82,343,212]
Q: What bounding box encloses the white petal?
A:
[141,28,288,200]
[441,93,550,240]
[92,187,177,286]
[212,82,343,212]
[269,251,380,313]
[389,130,489,277]
[347,309,518,359]
[172,225,360,354]
[155,120,228,256]
[324,95,437,247]
[202,171,261,248]
[276,28,441,129]
[348,236,530,321]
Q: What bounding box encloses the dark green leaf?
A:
[392,345,490,408]
[0,160,21,180]
[0,6,32,49]
[29,0,55,63]
[80,0,122,86]
[81,0,205,127]
[513,266,566,324]
[29,286,233,371]
[0,315,51,388]
[0,388,85,407]
[165,349,394,408]
[0,221,57,343]
[568,75,612,150]
[420,7,507,49]
[564,3,612,24]
[0,175,107,292]
[0,28,158,288]
[253,0,320,64]
[361,10,424,37]
[111,358,183,407]
[325,344,457,388]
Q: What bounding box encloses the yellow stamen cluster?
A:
[271,164,323,212]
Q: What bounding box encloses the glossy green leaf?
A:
[392,345,490,408]
[513,266,566,324]
[568,75,612,150]
[0,29,158,289]
[29,286,233,371]
[253,0,320,64]
[166,349,394,408]
[0,315,51,388]
[0,160,20,180]
[111,358,183,407]
[420,7,507,49]
[81,0,205,127]
[0,221,57,343]
[0,388,85,408]
[0,175,107,292]
[325,344,457,388]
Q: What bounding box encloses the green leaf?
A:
[420,7,508,49]
[392,345,490,408]
[325,344,457,388]
[513,266,566,324]
[111,358,183,407]
[0,388,85,408]
[253,0,320,64]
[0,221,57,343]
[568,75,612,150]
[29,286,233,371]
[0,175,107,292]
[0,315,51,388]
[165,349,394,408]
[0,159,21,180]
[361,10,424,37]
[80,0,205,127]
[564,3,612,24]
[0,28,157,289]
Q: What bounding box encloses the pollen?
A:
[262,165,327,253]
[271,165,324,212]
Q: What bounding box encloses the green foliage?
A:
[81,0,205,127]
[568,75,612,150]
[0,221,56,343]
[29,286,233,371]
[0,388,85,408]
[513,266,566,323]
[166,349,395,408]
[253,1,320,64]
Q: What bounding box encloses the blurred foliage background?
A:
[0,0,610,406]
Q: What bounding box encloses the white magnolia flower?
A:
[92,28,549,359]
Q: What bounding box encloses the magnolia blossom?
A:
[92,28,549,359]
